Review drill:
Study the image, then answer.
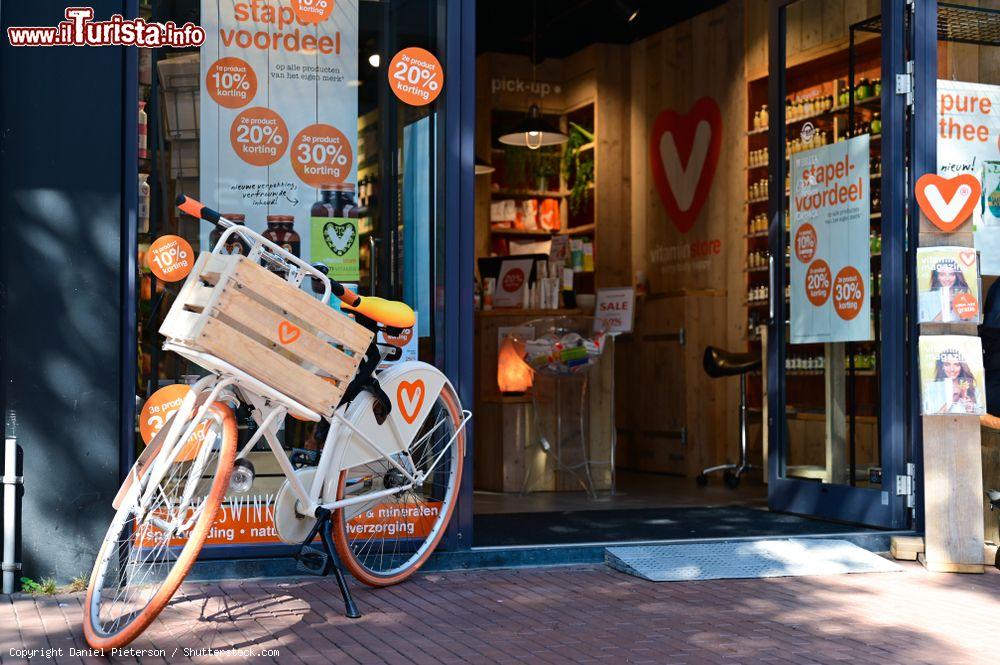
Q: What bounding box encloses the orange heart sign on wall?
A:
[649,96,723,234]
[915,173,981,232]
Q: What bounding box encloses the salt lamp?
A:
[498,335,534,395]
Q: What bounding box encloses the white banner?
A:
[937,80,1000,274]
[789,135,872,344]
[200,0,359,274]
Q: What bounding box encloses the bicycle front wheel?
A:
[83,398,237,649]
[333,382,465,586]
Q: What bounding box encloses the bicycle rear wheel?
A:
[333,383,465,586]
[83,398,237,649]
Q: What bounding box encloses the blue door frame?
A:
[766,0,913,530]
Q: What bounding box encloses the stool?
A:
[697,346,761,489]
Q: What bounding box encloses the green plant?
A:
[562,122,596,214]
[20,577,42,593]
[20,576,58,595]
[68,573,89,593]
[503,146,530,188]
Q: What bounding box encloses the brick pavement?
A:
[2,560,999,664]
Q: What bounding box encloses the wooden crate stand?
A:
[160,253,374,417]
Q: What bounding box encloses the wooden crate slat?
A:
[230,259,374,354]
[215,286,357,385]
[198,317,341,416]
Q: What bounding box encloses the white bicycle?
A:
[84,196,469,649]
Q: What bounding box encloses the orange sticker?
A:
[915,173,981,232]
[832,265,865,321]
[397,380,425,424]
[278,320,301,345]
[953,292,980,320]
[805,259,831,307]
[230,107,288,167]
[388,47,443,106]
[794,224,817,263]
[290,0,333,24]
[147,235,194,282]
[290,123,353,187]
[206,57,257,109]
[382,326,414,348]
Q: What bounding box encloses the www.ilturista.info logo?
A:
[7,7,205,48]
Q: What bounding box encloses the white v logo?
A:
[659,121,712,212]
[924,184,973,223]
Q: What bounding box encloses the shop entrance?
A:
[470,0,914,546]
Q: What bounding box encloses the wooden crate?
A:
[160,253,374,417]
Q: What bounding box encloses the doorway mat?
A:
[473,505,880,547]
[605,538,902,582]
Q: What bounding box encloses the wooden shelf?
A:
[489,228,557,237]
[564,223,595,236]
[491,189,568,198]
[745,231,768,238]
[489,222,596,237]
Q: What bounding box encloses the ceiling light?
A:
[498,104,568,150]
[617,0,639,22]
[475,156,496,175]
[368,53,380,67]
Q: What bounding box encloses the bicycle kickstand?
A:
[294,507,362,619]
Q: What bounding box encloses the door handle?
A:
[369,235,379,294]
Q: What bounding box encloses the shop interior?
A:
[471,0,896,546]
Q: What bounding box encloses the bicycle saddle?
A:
[342,295,416,329]
[703,346,761,378]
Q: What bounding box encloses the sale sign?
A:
[493,258,533,308]
[937,80,1000,273]
[594,287,635,334]
[200,0,358,266]
[789,135,872,343]
[388,47,443,106]
[147,235,194,282]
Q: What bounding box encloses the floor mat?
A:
[474,505,879,547]
[606,539,901,581]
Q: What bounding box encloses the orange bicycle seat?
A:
[342,296,416,329]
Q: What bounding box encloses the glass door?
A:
[765,0,911,528]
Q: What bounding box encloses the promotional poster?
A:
[789,134,872,343]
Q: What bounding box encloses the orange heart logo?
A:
[915,173,981,232]
[278,320,300,346]
[396,380,425,425]
[959,249,978,267]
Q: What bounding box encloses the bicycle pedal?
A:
[296,545,329,576]
[290,448,320,469]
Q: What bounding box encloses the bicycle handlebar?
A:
[175,195,361,307]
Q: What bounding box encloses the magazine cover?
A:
[916,247,981,323]
[919,335,987,415]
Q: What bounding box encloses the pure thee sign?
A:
[937,80,1000,273]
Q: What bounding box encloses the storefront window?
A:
[135,0,450,553]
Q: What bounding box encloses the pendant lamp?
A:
[475,156,495,175]
[498,104,568,149]
[497,0,568,150]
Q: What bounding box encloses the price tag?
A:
[147,235,194,282]
[388,47,443,106]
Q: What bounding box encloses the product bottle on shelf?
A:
[138,174,150,234]
[263,214,300,273]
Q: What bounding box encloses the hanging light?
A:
[475,156,495,175]
[616,0,640,23]
[497,0,568,150]
[498,104,568,149]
